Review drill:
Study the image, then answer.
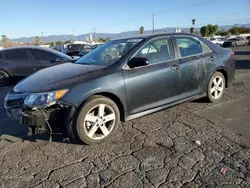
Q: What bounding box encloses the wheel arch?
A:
[76,91,126,122]
[215,68,228,88]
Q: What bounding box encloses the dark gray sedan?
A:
[0,46,73,86]
[5,33,235,145]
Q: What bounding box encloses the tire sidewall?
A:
[75,96,120,145]
[207,72,225,103]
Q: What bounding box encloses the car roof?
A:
[1,46,73,60]
[112,32,199,40]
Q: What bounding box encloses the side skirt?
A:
[125,93,207,121]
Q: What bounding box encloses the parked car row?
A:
[204,36,250,48]
[4,33,235,145]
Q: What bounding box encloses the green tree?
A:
[206,24,213,36]
[139,26,144,35]
[35,36,40,46]
[1,35,8,47]
[55,41,62,45]
[98,37,106,43]
[212,25,219,34]
[200,26,209,37]
[49,42,55,46]
[64,40,71,44]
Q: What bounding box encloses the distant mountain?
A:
[9,23,250,43]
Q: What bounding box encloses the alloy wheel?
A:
[83,104,116,140]
[210,76,224,99]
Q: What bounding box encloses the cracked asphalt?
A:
[0,46,250,188]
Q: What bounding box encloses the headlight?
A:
[24,89,68,108]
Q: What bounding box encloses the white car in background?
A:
[210,37,224,46]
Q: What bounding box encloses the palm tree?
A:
[192,19,196,26]
[139,26,144,35]
[190,19,196,33]
[1,35,8,47]
[35,36,41,46]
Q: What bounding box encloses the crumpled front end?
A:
[4,89,75,140]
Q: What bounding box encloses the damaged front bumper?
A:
[4,91,76,140]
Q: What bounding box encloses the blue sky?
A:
[1,0,250,38]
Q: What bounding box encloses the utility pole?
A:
[152,14,155,34]
[73,29,75,42]
[93,28,96,42]
[41,32,43,44]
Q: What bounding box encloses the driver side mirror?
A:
[127,57,149,68]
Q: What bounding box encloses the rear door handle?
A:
[171,64,180,71]
[209,56,215,61]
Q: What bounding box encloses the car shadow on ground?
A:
[235,59,250,69]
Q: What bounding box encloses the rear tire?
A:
[74,95,120,145]
[206,72,225,103]
[0,70,10,87]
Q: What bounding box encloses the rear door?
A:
[123,36,182,115]
[30,49,64,72]
[174,35,215,98]
[3,49,34,77]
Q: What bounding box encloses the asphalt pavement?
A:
[0,46,250,188]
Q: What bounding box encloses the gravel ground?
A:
[0,46,250,188]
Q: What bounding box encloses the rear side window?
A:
[4,49,29,60]
[176,37,203,57]
[31,49,62,61]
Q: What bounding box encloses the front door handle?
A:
[171,64,180,71]
[209,56,215,61]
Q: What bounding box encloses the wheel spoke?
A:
[100,124,110,136]
[87,124,99,138]
[211,87,216,94]
[217,77,223,86]
[103,113,115,123]
[214,90,218,98]
[98,104,105,118]
[85,114,98,123]
[213,78,218,86]
[218,87,223,92]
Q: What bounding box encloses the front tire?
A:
[0,70,10,87]
[206,72,225,103]
[74,95,120,145]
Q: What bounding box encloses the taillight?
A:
[232,51,235,58]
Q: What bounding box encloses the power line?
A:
[92,0,223,32]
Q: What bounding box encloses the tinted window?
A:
[176,37,203,57]
[4,49,29,60]
[31,49,62,61]
[0,52,3,59]
[135,37,175,64]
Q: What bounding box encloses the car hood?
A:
[14,63,106,93]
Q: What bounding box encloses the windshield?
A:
[75,39,143,66]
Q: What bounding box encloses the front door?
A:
[29,49,63,72]
[123,37,182,115]
[174,36,215,98]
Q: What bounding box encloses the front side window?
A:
[135,37,175,64]
[75,39,142,66]
[4,49,29,60]
[31,49,62,62]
